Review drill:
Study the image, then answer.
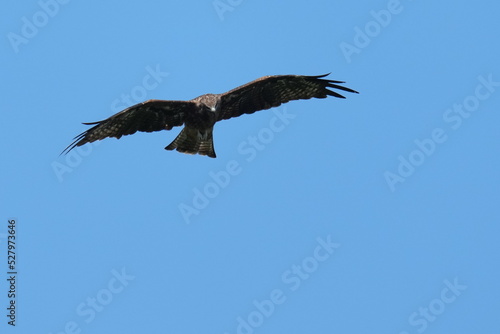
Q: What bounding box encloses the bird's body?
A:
[63,74,358,158]
[168,94,220,157]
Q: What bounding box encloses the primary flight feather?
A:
[63,74,358,158]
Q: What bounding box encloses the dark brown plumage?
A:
[63,74,358,158]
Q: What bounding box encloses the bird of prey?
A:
[63,74,358,158]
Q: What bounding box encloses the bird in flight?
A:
[63,74,358,158]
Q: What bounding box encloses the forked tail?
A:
[165,126,216,158]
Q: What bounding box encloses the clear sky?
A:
[1,0,499,333]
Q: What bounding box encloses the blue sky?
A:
[1,0,499,333]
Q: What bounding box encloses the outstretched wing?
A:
[217,74,358,121]
[62,99,195,154]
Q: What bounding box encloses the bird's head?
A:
[197,94,220,112]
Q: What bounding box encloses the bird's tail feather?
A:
[165,127,216,158]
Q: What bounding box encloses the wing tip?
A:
[60,128,91,155]
[60,141,79,155]
[310,73,359,94]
